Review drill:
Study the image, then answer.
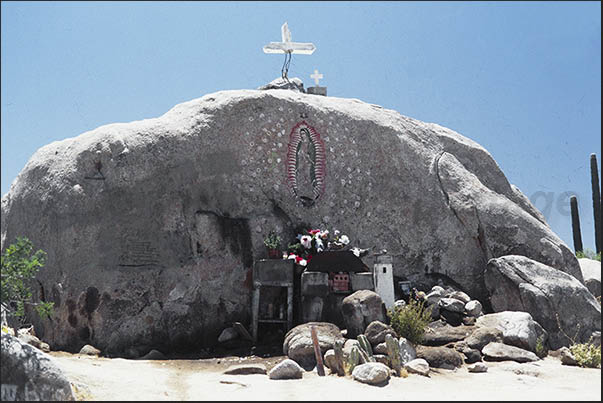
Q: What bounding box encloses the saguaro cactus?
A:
[344,345,360,375]
[591,154,601,254]
[332,339,345,376]
[570,195,583,253]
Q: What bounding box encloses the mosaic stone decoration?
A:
[286,120,326,206]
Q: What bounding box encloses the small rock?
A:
[404,358,430,376]
[416,345,463,369]
[352,362,391,385]
[482,342,539,363]
[218,327,239,343]
[323,349,336,370]
[139,349,166,360]
[559,347,577,366]
[268,359,303,379]
[431,285,445,294]
[468,362,488,373]
[465,327,503,351]
[79,344,101,356]
[374,342,388,355]
[39,342,51,353]
[399,337,417,364]
[223,363,267,375]
[465,300,482,317]
[448,291,471,304]
[364,321,397,345]
[462,316,476,326]
[438,298,465,313]
[393,300,406,309]
[440,309,463,326]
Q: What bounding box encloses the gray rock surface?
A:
[485,256,600,349]
[465,300,482,317]
[558,347,577,366]
[464,327,503,351]
[481,342,540,363]
[415,345,464,369]
[0,89,580,353]
[218,327,239,343]
[578,258,601,297]
[341,290,386,338]
[223,363,267,375]
[268,359,304,379]
[1,333,75,401]
[438,297,466,313]
[351,362,390,385]
[448,291,471,304]
[364,320,397,346]
[468,362,488,373]
[475,311,546,353]
[404,358,430,376]
[422,321,474,346]
[78,344,101,356]
[138,349,166,360]
[398,337,417,364]
[283,322,343,370]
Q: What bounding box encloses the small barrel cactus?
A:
[357,334,375,362]
[385,333,402,376]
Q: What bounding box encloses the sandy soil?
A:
[49,352,601,401]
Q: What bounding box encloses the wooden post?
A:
[310,326,325,376]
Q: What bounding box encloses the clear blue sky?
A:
[1,1,601,252]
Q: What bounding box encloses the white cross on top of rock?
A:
[310,69,324,86]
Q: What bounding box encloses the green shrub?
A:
[575,249,601,261]
[1,237,54,326]
[535,335,547,358]
[387,298,432,345]
[569,343,601,368]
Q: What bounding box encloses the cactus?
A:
[570,195,584,253]
[385,334,402,376]
[332,339,345,376]
[357,334,375,362]
[344,345,360,375]
[591,154,601,254]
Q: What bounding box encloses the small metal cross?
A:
[310,69,323,86]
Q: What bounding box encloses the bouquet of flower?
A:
[283,228,351,266]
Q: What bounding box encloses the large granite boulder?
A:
[578,258,601,298]
[475,311,546,352]
[0,89,581,354]
[485,256,601,349]
[341,290,386,338]
[283,322,344,370]
[0,333,75,401]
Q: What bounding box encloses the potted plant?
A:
[263,231,282,259]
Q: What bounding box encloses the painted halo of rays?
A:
[286,120,326,202]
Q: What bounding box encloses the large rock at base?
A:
[578,258,601,298]
[464,327,503,351]
[475,312,546,353]
[341,290,386,338]
[283,322,344,370]
[481,342,540,363]
[415,345,464,369]
[404,358,430,376]
[422,320,474,346]
[0,334,75,401]
[351,362,391,385]
[268,359,304,380]
[485,256,600,349]
[0,89,580,354]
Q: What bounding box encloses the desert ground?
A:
[49,351,601,401]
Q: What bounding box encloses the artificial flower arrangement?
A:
[283,228,353,267]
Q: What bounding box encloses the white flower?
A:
[315,238,324,252]
[351,247,361,257]
[300,235,312,249]
[287,254,297,260]
[339,235,350,245]
[334,230,341,237]
[299,259,307,266]
[320,230,329,239]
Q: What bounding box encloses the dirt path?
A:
[50,352,601,401]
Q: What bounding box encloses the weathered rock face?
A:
[0,89,581,354]
[1,334,75,401]
[485,256,601,349]
[578,258,601,298]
